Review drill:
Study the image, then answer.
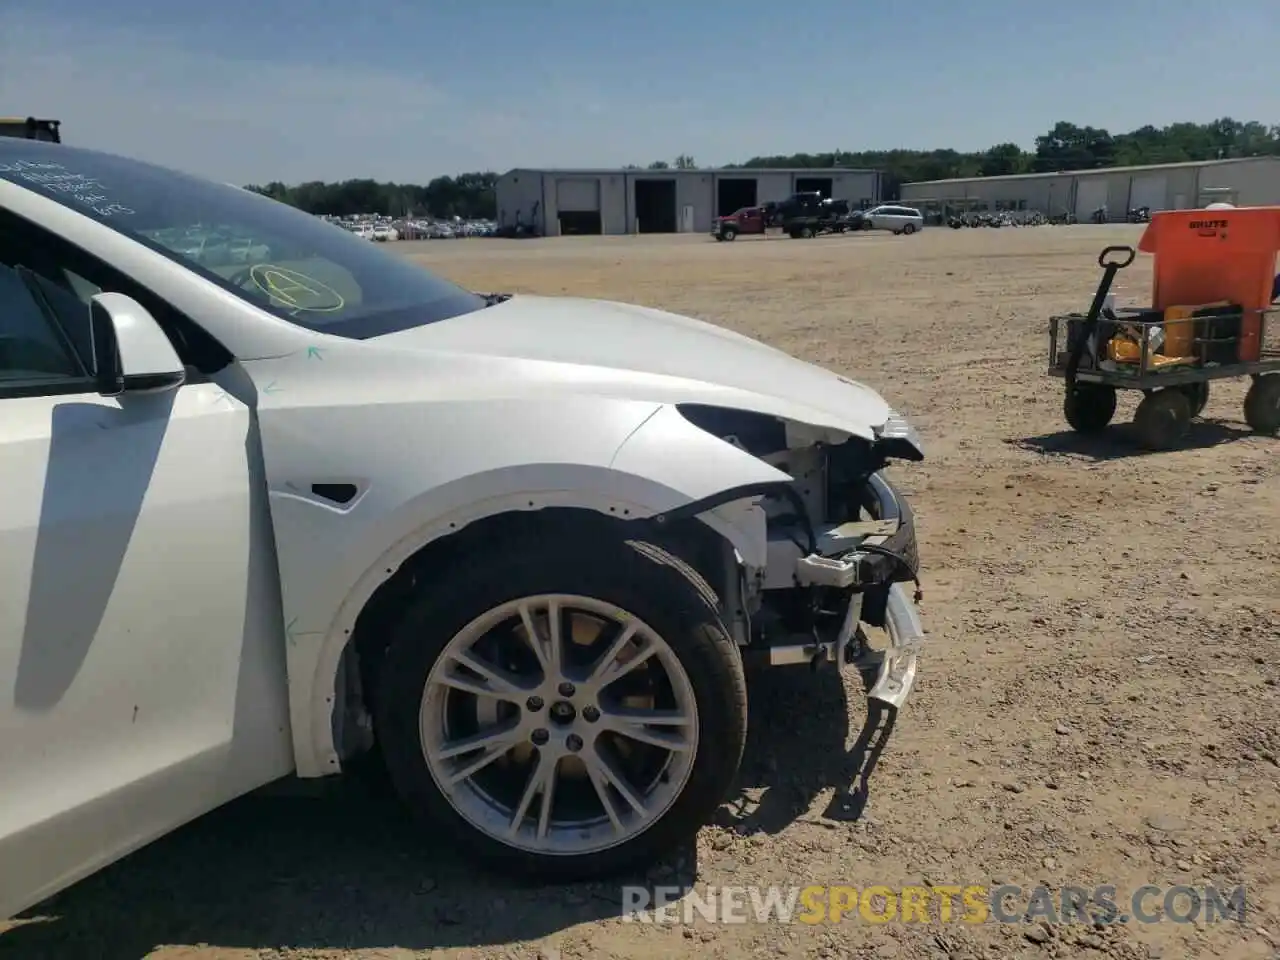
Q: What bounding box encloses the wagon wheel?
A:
[1133,389,1192,450]
[1180,381,1209,418]
[1243,374,1280,434]
[1063,384,1117,433]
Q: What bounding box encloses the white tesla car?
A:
[0,140,927,918]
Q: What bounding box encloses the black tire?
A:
[800,225,814,239]
[901,223,917,235]
[1133,388,1192,450]
[1181,381,1209,418]
[374,534,748,882]
[1243,374,1280,434]
[722,227,737,241]
[1063,384,1117,433]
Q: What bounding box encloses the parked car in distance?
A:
[0,138,927,918]
[859,205,924,235]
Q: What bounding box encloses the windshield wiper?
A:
[479,292,512,307]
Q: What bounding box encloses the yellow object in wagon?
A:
[1107,302,1230,368]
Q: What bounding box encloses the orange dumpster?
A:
[1137,206,1280,363]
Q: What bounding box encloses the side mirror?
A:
[89,292,186,397]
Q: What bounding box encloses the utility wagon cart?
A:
[1048,207,1280,450]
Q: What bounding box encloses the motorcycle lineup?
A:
[946,211,1052,228]
[945,205,1151,229]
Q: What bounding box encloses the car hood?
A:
[376,295,893,440]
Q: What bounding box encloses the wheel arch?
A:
[291,480,771,778]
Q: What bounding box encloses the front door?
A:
[0,214,293,919]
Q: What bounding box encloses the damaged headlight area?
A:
[671,403,927,709]
[874,408,925,463]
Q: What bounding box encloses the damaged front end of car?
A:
[651,403,927,710]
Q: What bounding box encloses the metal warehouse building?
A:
[496,167,883,236]
[900,156,1280,222]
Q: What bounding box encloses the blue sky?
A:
[3,0,1276,185]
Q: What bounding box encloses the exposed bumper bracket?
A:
[867,582,926,709]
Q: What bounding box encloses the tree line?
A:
[245,117,1279,219]
[244,172,500,221]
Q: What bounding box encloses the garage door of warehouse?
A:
[1075,179,1108,220]
[1128,174,1167,212]
[556,178,602,235]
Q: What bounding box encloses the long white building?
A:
[900,156,1280,221]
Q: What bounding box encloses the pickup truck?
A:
[713,194,855,241]
[711,206,768,241]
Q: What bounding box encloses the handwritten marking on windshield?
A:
[248,264,345,313]
[0,160,135,218]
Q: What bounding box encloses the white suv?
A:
[0,139,928,912]
[860,205,924,235]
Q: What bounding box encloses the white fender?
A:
[271,401,789,776]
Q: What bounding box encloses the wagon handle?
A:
[1066,246,1136,389]
[1097,245,1136,269]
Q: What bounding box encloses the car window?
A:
[0,261,91,393]
[0,140,486,340]
[0,208,233,375]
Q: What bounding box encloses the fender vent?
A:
[311,483,359,505]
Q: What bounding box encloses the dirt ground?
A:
[4,227,1278,960]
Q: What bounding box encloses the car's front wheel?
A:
[375,535,747,881]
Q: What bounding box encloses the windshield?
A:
[0,140,486,339]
